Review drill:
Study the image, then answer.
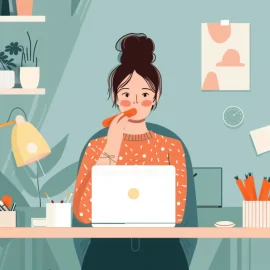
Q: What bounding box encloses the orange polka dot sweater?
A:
[73,131,187,224]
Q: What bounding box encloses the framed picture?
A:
[201,21,250,91]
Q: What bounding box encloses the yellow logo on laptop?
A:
[128,188,139,199]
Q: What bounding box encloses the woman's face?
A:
[115,71,158,121]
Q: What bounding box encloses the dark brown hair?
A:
[108,33,162,110]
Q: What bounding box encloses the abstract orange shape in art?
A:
[216,49,245,67]
[202,72,219,90]
[207,23,231,43]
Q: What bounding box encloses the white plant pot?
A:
[20,67,40,89]
[0,71,15,89]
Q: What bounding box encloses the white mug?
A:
[46,203,71,227]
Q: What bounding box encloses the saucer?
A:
[214,221,235,228]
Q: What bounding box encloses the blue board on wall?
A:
[193,167,223,208]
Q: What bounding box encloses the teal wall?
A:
[0,0,269,207]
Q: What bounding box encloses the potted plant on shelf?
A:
[0,50,16,89]
[16,0,34,16]
[5,31,40,89]
[5,41,23,87]
[20,31,40,89]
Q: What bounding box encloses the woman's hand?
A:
[106,113,129,148]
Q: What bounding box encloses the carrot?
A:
[244,174,252,200]
[266,177,270,200]
[248,172,257,201]
[259,177,269,201]
[235,176,249,201]
[102,108,137,127]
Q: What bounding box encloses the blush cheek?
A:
[141,100,153,107]
[120,100,131,107]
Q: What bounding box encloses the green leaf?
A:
[14,166,38,197]
[12,154,38,197]
[0,52,4,56]
[23,166,37,179]
[38,135,69,175]
[8,63,16,68]
[2,55,8,60]
[7,66,12,70]
[7,58,14,64]
[0,172,29,207]
[40,162,79,197]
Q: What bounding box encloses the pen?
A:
[66,192,73,203]
[11,203,16,211]
[44,192,54,203]
[63,192,70,203]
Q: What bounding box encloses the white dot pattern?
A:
[73,132,187,225]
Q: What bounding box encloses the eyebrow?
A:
[142,88,155,92]
[117,87,129,92]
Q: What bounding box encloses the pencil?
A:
[235,176,250,201]
[259,177,268,201]
[248,173,257,201]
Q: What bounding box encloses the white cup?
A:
[46,203,71,227]
[0,211,16,227]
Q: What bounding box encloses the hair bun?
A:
[116,33,156,66]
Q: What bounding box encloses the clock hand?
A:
[233,110,241,117]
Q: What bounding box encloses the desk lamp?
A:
[0,107,51,206]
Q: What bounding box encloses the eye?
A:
[122,92,130,98]
[142,93,149,97]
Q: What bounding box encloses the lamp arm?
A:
[0,120,16,129]
[0,107,28,129]
[6,107,28,122]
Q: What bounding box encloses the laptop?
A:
[91,165,176,227]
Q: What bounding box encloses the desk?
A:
[0,207,267,270]
[0,227,269,238]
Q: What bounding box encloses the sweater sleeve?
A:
[169,139,187,224]
[73,137,106,224]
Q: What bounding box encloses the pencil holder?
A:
[243,201,270,228]
[0,211,16,227]
[46,203,71,227]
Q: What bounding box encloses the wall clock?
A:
[223,106,244,128]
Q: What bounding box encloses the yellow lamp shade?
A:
[11,116,51,167]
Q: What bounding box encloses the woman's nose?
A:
[133,95,139,104]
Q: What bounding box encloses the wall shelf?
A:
[0,16,45,22]
[0,88,45,95]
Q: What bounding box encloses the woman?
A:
[73,33,189,270]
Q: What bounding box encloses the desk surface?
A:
[0,227,270,238]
